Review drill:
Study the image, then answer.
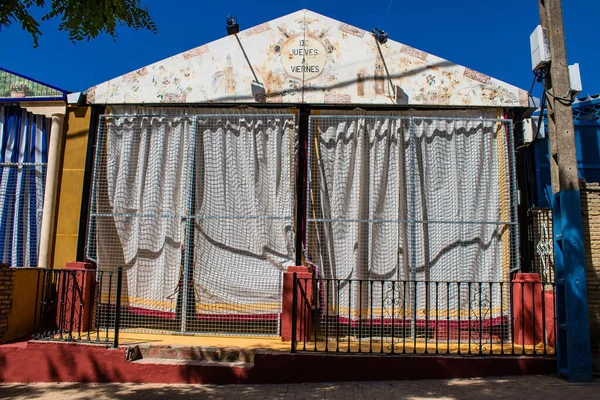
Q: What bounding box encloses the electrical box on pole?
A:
[530,25,551,71]
[568,63,582,96]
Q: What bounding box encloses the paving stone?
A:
[1,376,599,399]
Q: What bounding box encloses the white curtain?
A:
[95,108,191,315]
[308,115,408,319]
[408,117,510,318]
[307,111,512,320]
[94,108,295,319]
[409,117,506,283]
[308,116,404,310]
[193,114,295,317]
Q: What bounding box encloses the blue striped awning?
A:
[0,105,49,267]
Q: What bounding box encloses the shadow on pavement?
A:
[1,376,600,400]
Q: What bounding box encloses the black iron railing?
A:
[291,275,556,356]
[32,266,123,347]
[291,273,314,353]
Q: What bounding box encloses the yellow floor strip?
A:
[47,331,554,356]
[58,331,291,351]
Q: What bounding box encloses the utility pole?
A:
[538,0,592,382]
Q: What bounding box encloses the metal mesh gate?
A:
[87,110,296,336]
[305,114,518,341]
[528,208,554,282]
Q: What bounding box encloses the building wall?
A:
[580,181,600,370]
[53,107,91,269]
[87,10,528,108]
[0,265,39,343]
[532,123,600,208]
[3,268,39,342]
[0,264,14,340]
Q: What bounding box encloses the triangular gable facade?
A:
[88,9,529,107]
[0,67,66,101]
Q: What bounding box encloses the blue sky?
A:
[1,0,598,97]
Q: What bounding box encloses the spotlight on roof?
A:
[226,15,240,35]
[371,28,388,44]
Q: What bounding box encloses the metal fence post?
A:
[291,272,298,353]
[113,266,123,348]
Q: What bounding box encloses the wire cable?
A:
[378,0,395,30]
[545,89,575,106]
[515,69,548,152]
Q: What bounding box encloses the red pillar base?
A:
[57,262,96,333]
[544,290,556,348]
[512,273,555,347]
[281,266,313,342]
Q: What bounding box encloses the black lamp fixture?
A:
[226,15,240,35]
[371,28,388,44]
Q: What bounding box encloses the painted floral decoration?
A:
[6,82,33,97]
[426,74,436,86]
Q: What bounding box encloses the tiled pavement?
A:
[0,375,599,399]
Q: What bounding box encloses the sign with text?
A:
[280,35,328,81]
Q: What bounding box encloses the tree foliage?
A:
[0,0,157,47]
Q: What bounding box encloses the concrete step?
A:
[126,344,260,363]
[131,357,252,368]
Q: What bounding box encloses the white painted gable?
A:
[87,9,528,107]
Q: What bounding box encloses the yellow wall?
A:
[53,107,91,269]
[3,268,41,342]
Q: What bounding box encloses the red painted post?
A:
[57,262,96,334]
[281,266,313,342]
[544,290,556,348]
[512,273,547,346]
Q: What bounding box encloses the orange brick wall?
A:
[580,181,600,364]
